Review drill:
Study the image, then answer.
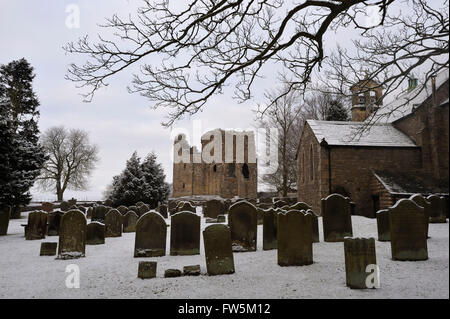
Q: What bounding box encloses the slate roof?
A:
[373,170,449,196]
[307,120,418,148]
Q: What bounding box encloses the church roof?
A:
[307,120,418,148]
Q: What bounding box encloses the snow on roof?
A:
[307,120,418,147]
[368,68,449,123]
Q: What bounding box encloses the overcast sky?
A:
[0,0,425,201]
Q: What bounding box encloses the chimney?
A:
[408,77,418,92]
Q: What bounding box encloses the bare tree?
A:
[63,0,440,127]
[38,126,99,201]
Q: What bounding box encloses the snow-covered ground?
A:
[0,211,448,299]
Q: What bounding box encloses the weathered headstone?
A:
[306,209,320,243]
[104,209,122,237]
[92,205,108,222]
[389,199,428,261]
[344,237,377,289]
[86,207,93,219]
[117,205,128,215]
[277,210,313,266]
[135,201,145,207]
[47,210,64,236]
[204,199,225,218]
[41,202,54,213]
[123,211,138,233]
[409,194,430,238]
[26,211,48,240]
[68,198,77,207]
[203,224,235,276]
[134,212,167,257]
[170,211,200,256]
[103,199,112,207]
[427,195,447,223]
[57,209,87,259]
[376,209,390,242]
[60,201,70,212]
[138,261,157,279]
[290,202,311,211]
[0,206,11,236]
[159,204,168,218]
[273,200,288,209]
[183,265,201,276]
[40,242,57,256]
[177,201,196,214]
[217,215,226,223]
[164,269,182,278]
[262,208,277,250]
[128,205,139,215]
[86,221,105,245]
[138,204,150,216]
[321,194,353,242]
[228,201,257,252]
[168,200,178,216]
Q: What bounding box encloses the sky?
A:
[0,0,429,201]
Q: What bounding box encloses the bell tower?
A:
[350,79,383,121]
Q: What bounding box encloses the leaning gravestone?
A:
[344,237,377,289]
[427,195,447,223]
[0,206,11,236]
[86,221,105,245]
[321,194,353,242]
[26,211,48,240]
[177,201,196,214]
[263,208,277,250]
[123,211,138,233]
[228,201,257,252]
[278,210,313,266]
[117,205,128,215]
[410,194,430,238]
[41,202,54,213]
[204,199,225,218]
[203,224,235,276]
[170,211,200,256]
[376,209,390,242]
[60,201,70,212]
[134,212,167,257]
[105,209,122,237]
[47,210,64,236]
[389,199,428,261]
[306,209,320,243]
[57,209,87,259]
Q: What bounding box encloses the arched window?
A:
[182,183,185,189]
[310,145,314,181]
[213,164,217,172]
[242,163,249,179]
[228,163,235,177]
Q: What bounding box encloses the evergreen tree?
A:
[0,59,46,218]
[107,151,169,208]
[324,99,350,121]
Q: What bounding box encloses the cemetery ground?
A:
[0,210,448,299]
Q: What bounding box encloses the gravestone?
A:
[263,208,277,250]
[168,201,178,215]
[389,199,428,261]
[256,208,264,225]
[139,204,150,216]
[26,211,48,240]
[273,200,288,209]
[170,211,200,256]
[0,206,11,236]
[217,215,226,223]
[138,261,157,279]
[159,204,168,218]
[92,205,108,222]
[117,205,128,215]
[86,221,105,245]
[306,209,320,243]
[183,265,201,276]
[177,201,196,214]
[376,209,390,241]
[40,242,57,256]
[105,209,122,237]
[123,211,138,233]
[134,212,167,257]
[103,199,112,207]
[409,194,430,238]
[321,194,353,242]
[278,210,313,266]
[427,195,447,223]
[86,207,93,219]
[203,224,235,276]
[344,237,377,289]
[57,209,87,259]
[290,202,311,211]
[135,201,145,207]
[68,198,77,207]
[204,199,225,218]
[41,202,54,213]
[128,205,139,215]
[47,210,64,236]
[60,201,70,212]
[228,201,257,252]
[165,269,182,278]
[259,197,273,204]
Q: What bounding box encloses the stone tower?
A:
[350,79,383,121]
[172,129,257,199]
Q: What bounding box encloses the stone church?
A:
[172,129,257,199]
[297,69,449,217]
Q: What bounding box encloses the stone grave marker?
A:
[105,209,122,237]
[427,195,447,223]
[228,201,257,252]
[170,211,200,256]
[47,210,64,236]
[40,242,58,256]
[41,202,54,213]
[138,261,157,279]
[134,212,167,257]
[376,209,390,242]
[123,211,138,233]
[57,209,87,259]
[321,194,353,242]
[86,221,105,245]
[263,208,277,250]
[26,211,48,240]
[204,199,225,218]
[203,224,235,276]
[344,237,377,289]
[409,194,430,238]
